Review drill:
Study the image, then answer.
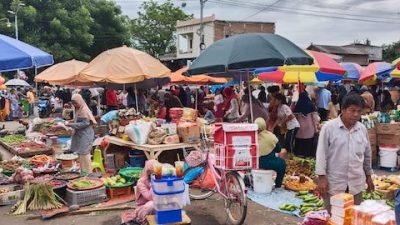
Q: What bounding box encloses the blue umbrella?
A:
[0,34,54,72]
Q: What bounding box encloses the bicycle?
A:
[183,124,249,225]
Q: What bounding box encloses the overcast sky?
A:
[114,0,400,48]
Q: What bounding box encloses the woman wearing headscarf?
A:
[66,94,97,174]
[235,88,268,123]
[255,118,286,188]
[121,159,157,224]
[8,89,21,120]
[223,87,239,122]
[164,92,183,122]
[380,90,395,112]
[294,92,320,157]
[213,88,224,122]
[178,86,189,107]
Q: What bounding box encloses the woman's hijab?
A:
[294,92,316,116]
[71,94,97,124]
[255,117,278,156]
[223,87,237,111]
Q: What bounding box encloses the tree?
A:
[83,0,130,59]
[0,0,130,62]
[130,0,193,57]
[382,40,400,62]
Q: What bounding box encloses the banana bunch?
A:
[279,204,298,212]
[362,191,383,200]
[296,191,324,216]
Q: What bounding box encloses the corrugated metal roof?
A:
[308,44,369,55]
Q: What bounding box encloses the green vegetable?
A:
[72,180,95,188]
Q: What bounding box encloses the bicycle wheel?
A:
[224,171,247,225]
[183,165,215,200]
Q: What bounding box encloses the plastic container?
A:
[151,176,186,209]
[379,145,399,168]
[129,155,146,168]
[155,208,182,224]
[251,169,273,194]
[52,180,67,200]
[65,186,107,206]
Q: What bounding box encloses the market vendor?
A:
[255,117,286,188]
[122,159,157,224]
[316,93,374,213]
[66,94,97,174]
[100,110,118,132]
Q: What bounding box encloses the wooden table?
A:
[105,136,199,160]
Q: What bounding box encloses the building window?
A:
[178,33,194,54]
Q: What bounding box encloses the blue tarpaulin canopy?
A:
[0,34,54,72]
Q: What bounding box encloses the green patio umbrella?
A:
[187,33,313,75]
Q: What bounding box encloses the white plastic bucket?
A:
[379,145,399,168]
[251,169,273,194]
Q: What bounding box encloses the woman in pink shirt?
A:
[122,159,157,224]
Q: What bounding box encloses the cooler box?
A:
[213,123,259,170]
[129,150,146,168]
[151,176,185,224]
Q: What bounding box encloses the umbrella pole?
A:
[195,88,198,110]
[247,71,254,123]
[134,83,139,112]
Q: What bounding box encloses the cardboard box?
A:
[377,134,400,146]
[105,154,115,169]
[331,206,353,218]
[371,144,378,166]
[369,134,377,145]
[376,123,400,135]
[177,123,200,143]
[161,123,177,135]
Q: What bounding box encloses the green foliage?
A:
[0,0,130,62]
[382,40,400,62]
[130,0,193,57]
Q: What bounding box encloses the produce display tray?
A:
[0,140,53,158]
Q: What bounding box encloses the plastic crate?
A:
[65,186,107,206]
[106,186,133,199]
[129,155,145,168]
[155,209,182,224]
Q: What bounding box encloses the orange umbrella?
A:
[171,67,227,85]
[35,59,88,85]
[78,46,170,84]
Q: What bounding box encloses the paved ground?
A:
[0,118,396,225]
[0,119,303,225]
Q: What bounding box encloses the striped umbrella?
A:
[359,62,393,85]
[341,63,364,81]
[391,57,400,78]
[257,50,346,83]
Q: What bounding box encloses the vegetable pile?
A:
[72,180,96,189]
[0,160,23,172]
[102,175,129,187]
[29,155,54,165]
[12,182,63,214]
[285,156,315,177]
[284,175,317,192]
[296,192,324,217]
[14,142,49,153]
[0,135,27,145]
[8,167,34,184]
[49,180,66,189]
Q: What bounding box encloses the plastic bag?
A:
[147,124,167,145]
[125,120,152,145]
